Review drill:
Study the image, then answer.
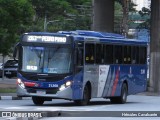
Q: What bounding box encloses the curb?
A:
[0,96,31,100]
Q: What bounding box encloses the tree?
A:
[30,0,92,31]
[137,7,151,30]
[114,1,123,33]
[0,0,34,57]
[114,0,137,36]
[30,0,75,31]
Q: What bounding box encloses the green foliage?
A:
[0,88,16,93]
[137,7,151,29]
[0,0,34,56]
[139,7,151,16]
[114,0,138,34]
[65,0,91,7]
[30,0,73,18]
[30,0,92,32]
[114,1,123,33]
[129,1,137,12]
[0,0,92,56]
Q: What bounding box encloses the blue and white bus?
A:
[13,30,148,105]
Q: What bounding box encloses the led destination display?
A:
[22,35,69,44]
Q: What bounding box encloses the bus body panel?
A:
[83,65,147,98]
[17,65,147,99]
[15,30,148,104]
[83,65,99,98]
[110,65,147,97]
[72,71,83,100]
[17,84,73,99]
[17,73,73,100]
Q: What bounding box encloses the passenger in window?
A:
[86,57,89,61]
[90,56,94,61]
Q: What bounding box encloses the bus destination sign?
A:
[23,35,67,43]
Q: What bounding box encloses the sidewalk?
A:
[0,77,26,100]
[137,91,160,96]
[0,77,16,89]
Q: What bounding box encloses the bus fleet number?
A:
[48,84,58,88]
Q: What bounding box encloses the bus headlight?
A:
[59,84,66,91]
[17,78,25,89]
[65,81,72,87]
[59,81,72,91]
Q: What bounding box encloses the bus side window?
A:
[105,45,113,64]
[123,46,131,64]
[114,45,122,64]
[139,46,147,64]
[131,46,139,64]
[76,48,83,66]
[136,46,140,64]
[131,46,136,64]
[85,43,95,64]
[96,44,104,64]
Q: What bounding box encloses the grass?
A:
[0,88,16,93]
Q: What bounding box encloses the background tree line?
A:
[0,0,150,58]
[0,0,91,58]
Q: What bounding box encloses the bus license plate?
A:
[36,90,46,94]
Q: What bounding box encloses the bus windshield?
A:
[22,46,72,74]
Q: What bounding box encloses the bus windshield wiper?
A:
[47,47,60,68]
[33,48,43,72]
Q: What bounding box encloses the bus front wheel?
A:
[74,85,90,106]
[32,96,44,105]
[110,83,128,104]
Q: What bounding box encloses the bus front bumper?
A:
[17,84,73,100]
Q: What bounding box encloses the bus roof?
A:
[58,30,148,45]
[23,30,148,45]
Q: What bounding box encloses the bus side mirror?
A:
[13,42,20,60]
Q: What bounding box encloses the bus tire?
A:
[32,96,44,105]
[74,85,90,106]
[110,83,128,104]
[119,83,128,104]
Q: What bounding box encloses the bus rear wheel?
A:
[74,85,90,106]
[110,83,128,104]
[32,96,44,105]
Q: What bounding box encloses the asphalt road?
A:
[0,77,159,120]
[0,95,160,119]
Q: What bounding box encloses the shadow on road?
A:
[44,101,111,107]
[26,100,140,107]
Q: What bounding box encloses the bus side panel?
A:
[131,65,147,94]
[83,65,99,98]
[112,65,147,96]
[72,65,147,100]
[117,65,134,96]
[72,71,83,100]
[102,65,122,97]
[102,65,115,97]
[102,65,147,97]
